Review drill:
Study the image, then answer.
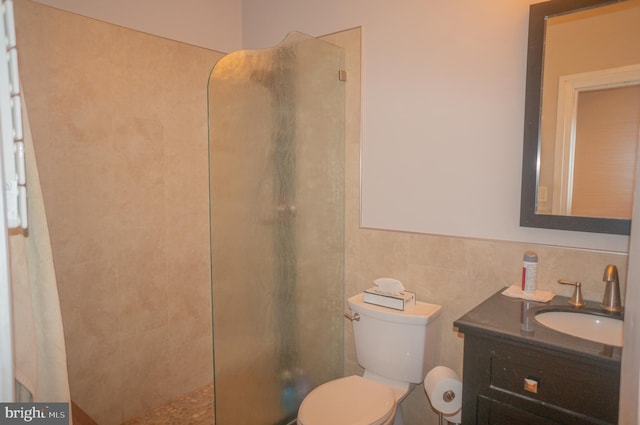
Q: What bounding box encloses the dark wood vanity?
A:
[454,290,621,425]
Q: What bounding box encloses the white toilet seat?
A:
[297,375,396,425]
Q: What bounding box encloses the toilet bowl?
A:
[297,376,397,425]
[297,293,442,425]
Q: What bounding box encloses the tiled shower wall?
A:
[14,3,629,425]
[15,1,223,423]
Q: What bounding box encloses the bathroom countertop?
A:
[454,288,622,365]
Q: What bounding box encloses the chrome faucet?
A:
[601,264,622,313]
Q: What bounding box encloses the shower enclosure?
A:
[208,32,345,425]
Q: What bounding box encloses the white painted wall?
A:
[32,0,242,53]
[241,0,628,252]
[28,0,629,253]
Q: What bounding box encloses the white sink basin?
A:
[535,311,623,347]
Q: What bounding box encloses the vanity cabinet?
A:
[461,332,619,425]
[455,291,621,425]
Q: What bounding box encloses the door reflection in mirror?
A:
[536,0,640,219]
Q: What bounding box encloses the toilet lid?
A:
[297,375,396,425]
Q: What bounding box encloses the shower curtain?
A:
[9,96,71,407]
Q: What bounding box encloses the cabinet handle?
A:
[524,377,539,394]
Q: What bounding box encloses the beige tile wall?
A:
[13,3,629,424]
[15,1,223,424]
[349,232,627,425]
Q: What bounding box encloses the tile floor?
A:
[121,385,214,425]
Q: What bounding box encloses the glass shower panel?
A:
[208,32,345,425]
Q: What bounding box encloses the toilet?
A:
[297,292,442,425]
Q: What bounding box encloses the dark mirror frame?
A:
[520,0,631,235]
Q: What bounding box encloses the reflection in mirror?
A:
[520,0,640,234]
[541,68,640,218]
[569,84,640,218]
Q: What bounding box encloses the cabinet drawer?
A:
[476,395,610,425]
[486,341,619,423]
[477,396,561,425]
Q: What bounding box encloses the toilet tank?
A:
[347,293,441,384]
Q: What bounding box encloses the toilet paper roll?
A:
[424,366,462,415]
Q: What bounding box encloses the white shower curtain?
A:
[9,96,71,407]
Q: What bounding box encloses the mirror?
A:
[520,0,640,235]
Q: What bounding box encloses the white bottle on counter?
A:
[522,251,538,295]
